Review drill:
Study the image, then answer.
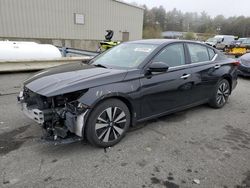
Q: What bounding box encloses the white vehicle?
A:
[214,35,236,50]
[205,38,218,47]
[0,41,61,60]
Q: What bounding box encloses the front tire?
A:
[209,79,230,108]
[85,99,131,147]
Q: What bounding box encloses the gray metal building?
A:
[0,0,144,50]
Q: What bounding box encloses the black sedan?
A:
[18,39,238,147]
[238,53,250,77]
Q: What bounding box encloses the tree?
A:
[141,5,250,38]
[142,5,163,38]
[143,25,162,39]
[151,6,166,30]
[184,32,196,40]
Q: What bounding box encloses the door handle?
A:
[214,65,221,69]
[181,74,191,79]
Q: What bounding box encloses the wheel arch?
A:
[82,94,136,139]
[222,74,232,93]
[92,95,135,123]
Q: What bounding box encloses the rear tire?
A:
[85,99,130,147]
[209,79,230,108]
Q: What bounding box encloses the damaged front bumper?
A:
[17,90,89,143]
[64,110,89,137]
[21,102,46,124]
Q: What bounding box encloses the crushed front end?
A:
[17,87,89,143]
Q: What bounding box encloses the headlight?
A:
[77,102,88,110]
[66,100,89,114]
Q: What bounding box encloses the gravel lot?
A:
[0,73,250,188]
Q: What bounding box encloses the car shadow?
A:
[33,104,211,155]
[129,104,210,132]
[35,138,96,157]
[238,76,250,80]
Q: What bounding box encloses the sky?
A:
[124,0,250,18]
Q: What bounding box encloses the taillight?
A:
[232,61,240,66]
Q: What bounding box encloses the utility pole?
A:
[216,26,221,34]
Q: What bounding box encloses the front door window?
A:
[153,43,185,67]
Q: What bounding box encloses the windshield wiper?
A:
[94,64,108,68]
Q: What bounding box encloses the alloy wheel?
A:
[216,82,230,105]
[95,107,127,143]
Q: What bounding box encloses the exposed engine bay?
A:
[18,87,89,142]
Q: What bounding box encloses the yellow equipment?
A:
[97,30,120,52]
[226,47,248,57]
[99,41,120,52]
[226,38,250,57]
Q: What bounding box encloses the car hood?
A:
[24,62,128,97]
[205,41,216,45]
[239,53,250,67]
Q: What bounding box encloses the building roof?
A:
[113,0,144,10]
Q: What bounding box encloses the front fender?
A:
[78,80,140,107]
[78,80,141,138]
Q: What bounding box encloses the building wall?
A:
[0,0,143,50]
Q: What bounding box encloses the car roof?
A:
[240,53,250,61]
[127,39,203,45]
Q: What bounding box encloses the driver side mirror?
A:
[148,61,169,73]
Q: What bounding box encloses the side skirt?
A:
[136,99,209,123]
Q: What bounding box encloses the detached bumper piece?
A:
[40,133,83,145]
[23,104,44,124]
[20,103,53,124]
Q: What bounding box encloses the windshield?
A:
[242,38,250,44]
[91,43,157,68]
[206,38,217,43]
[214,36,224,42]
[238,38,246,42]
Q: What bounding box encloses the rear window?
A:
[187,43,210,63]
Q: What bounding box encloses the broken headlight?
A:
[65,100,89,115]
[50,89,89,115]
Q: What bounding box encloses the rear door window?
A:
[187,43,210,63]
